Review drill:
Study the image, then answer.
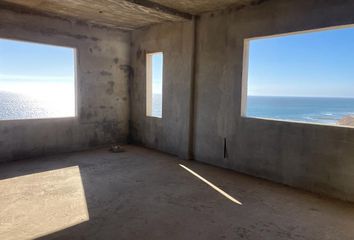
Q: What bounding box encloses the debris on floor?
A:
[110,144,125,153]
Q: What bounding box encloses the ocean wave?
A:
[302,113,340,123]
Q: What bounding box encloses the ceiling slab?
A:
[150,0,265,15]
[1,0,266,30]
[0,0,186,30]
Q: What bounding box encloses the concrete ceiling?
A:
[0,0,265,30]
[150,0,264,15]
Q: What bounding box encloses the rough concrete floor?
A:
[1,145,354,240]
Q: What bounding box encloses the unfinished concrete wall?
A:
[0,9,130,162]
[130,0,354,201]
[130,21,194,159]
[193,0,354,201]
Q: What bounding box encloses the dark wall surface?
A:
[130,21,194,159]
[0,8,131,162]
[131,0,354,201]
[193,0,354,201]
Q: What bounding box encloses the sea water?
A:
[0,90,75,120]
[246,96,354,124]
[1,92,354,124]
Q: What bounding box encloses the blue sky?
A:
[0,38,75,83]
[0,38,163,98]
[2,26,354,99]
[151,52,163,95]
[248,26,354,98]
[0,38,75,101]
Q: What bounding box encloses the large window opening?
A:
[146,52,163,118]
[0,38,76,121]
[243,25,354,127]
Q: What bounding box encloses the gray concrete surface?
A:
[2,0,354,213]
[130,21,194,159]
[1,145,354,240]
[1,0,188,30]
[149,0,265,15]
[130,0,354,201]
[0,8,131,162]
[192,0,354,202]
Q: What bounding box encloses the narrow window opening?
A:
[146,52,163,118]
[0,38,76,121]
[242,25,354,128]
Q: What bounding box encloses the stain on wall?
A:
[192,0,354,201]
[130,0,354,202]
[0,8,131,162]
[130,21,194,159]
[4,0,354,203]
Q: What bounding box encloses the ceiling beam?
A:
[127,0,193,20]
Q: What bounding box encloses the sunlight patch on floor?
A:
[179,164,242,205]
[0,166,89,240]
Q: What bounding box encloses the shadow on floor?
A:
[1,145,354,240]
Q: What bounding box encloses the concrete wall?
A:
[193,0,354,202]
[4,0,354,202]
[131,0,354,201]
[0,9,131,162]
[130,21,194,159]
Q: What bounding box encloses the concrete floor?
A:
[1,146,354,240]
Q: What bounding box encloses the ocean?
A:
[0,90,75,120]
[1,91,354,124]
[247,96,354,124]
